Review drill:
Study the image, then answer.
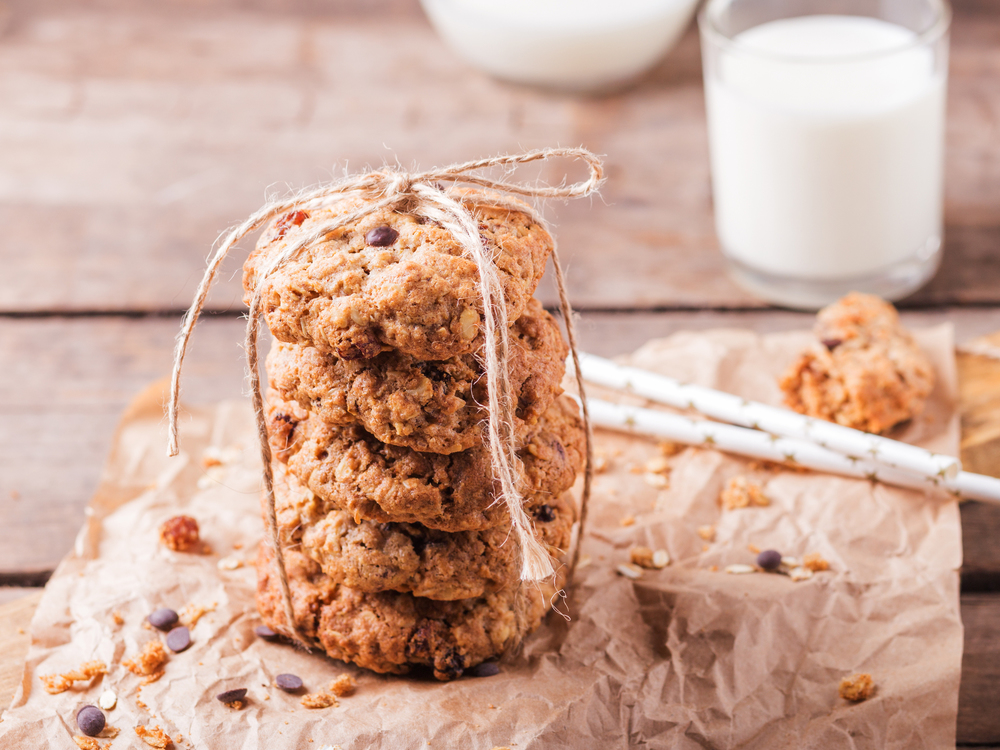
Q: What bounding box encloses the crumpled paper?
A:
[0,326,961,749]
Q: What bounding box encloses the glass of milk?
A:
[699,0,951,309]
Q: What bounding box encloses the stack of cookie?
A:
[246,191,586,680]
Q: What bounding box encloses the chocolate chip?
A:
[757,549,783,571]
[469,662,500,678]
[76,705,105,737]
[275,673,303,692]
[148,608,179,632]
[216,688,247,705]
[255,625,280,641]
[821,338,843,350]
[364,225,399,247]
[534,504,555,523]
[166,625,191,652]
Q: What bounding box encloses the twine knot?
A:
[167,147,603,648]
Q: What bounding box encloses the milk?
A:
[704,15,946,285]
[421,0,700,90]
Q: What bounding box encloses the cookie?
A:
[244,190,554,361]
[267,393,585,532]
[779,293,934,433]
[266,299,568,454]
[256,542,558,680]
[273,462,574,600]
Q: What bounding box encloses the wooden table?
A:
[1,0,999,744]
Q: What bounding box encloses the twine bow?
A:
[168,147,603,647]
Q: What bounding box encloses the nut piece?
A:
[458,307,480,340]
[159,515,200,552]
[98,689,117,710]
[839,673,875,702]
[724,564,756,575]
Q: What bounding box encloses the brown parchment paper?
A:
[0,326,962,749]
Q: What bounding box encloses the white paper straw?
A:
[586,398,1000,503]
[575,352,961,482]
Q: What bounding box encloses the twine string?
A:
[168,147,603,648]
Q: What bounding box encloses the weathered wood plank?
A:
[2,309,999,575]
[958,593,1000,744]
[0,590,42,719]
[0,3,996,312]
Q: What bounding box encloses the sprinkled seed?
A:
[98,690,117,710]
[469,662,500,678]
[217,688,247,705]
[147,608,178,632]
[76,705,105,737]
[757,549,783,571]
[617,563,643,580]
[789,566,813,582]
[255,625,280,641]
[364,225,398,247]
[165,626,191,653]
[724,564,756,575]
[275,674,303,692]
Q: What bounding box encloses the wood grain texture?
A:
[0,2,996,312]
[0,590,42,720]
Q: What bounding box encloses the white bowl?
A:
[420,0,701,92]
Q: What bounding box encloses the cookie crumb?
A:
[179,602,216,628]
[135,724,172,748]
[747,544,760,554]
[123,640,167,683]
[301,692,338,709]
[112,611,125,627]
[643,472,669,489]
[328,674,356,697]
[73,737,101,750]
[619,515,636,527]
[658,441,682,457]
[803,552,830,572]
[720,477,770,510]
[159,515,200,552]
[697,525,716,542]
[839,673,875,702]
[217,555,243,571]
[40,660,108,694]
[592,452,610,474]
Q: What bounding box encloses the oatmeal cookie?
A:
[244,190,554,361]
[266,299,567,454]
[256,543,558,680]
[779,293,934,433]
[273,463,574,600]
[267,392,585,532]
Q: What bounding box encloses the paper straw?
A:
[575,353,961,482]
[586,398,1000,503]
